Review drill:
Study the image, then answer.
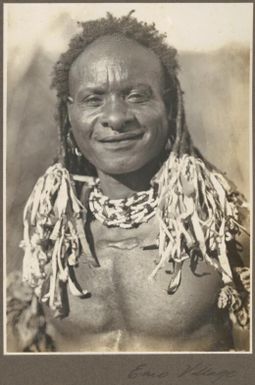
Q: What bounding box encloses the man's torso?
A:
[45,216,233,351]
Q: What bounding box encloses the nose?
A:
[100,97,134,131]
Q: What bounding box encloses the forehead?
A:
[69,35,164,91]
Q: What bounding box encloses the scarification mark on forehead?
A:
[69,40,166,97]
[76,59,130,87]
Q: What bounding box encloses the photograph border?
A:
[1,1,254,384]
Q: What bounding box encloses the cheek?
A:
[70,109,95,143]
[135,103,168,139]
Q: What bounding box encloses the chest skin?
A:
[46,216,233,352]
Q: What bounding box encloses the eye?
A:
[79,94,104,107]
[127,89,151,104]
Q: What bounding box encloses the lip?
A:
[97,132,144,143]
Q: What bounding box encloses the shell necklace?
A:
[88,180,158,228]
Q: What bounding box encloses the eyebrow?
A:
[76,83,153,96]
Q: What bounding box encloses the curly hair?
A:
[52,11,178,99]
[51,11,195,175]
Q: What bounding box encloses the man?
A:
[7,13,250,352]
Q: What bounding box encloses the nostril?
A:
[100,111,135,131]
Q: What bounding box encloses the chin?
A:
[99,159,148,175]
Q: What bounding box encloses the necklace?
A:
[88,180,159,228]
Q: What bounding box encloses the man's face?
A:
[68,35,169,175]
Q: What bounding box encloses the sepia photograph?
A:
[4,2,252,354]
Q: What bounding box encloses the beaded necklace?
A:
[88,179,159,228]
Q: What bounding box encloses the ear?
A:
[167,107,173,122]
[66,96,74,126]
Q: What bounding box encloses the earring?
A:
[67,96,74,104]
[164,133,174,153]
[67,131,82,157]
[75,147,82,157]
[165,138,172,152]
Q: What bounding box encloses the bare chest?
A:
[48,218,230,349]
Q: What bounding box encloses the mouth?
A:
[98,132,144,143]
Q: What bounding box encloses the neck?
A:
[96,160,159,199]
